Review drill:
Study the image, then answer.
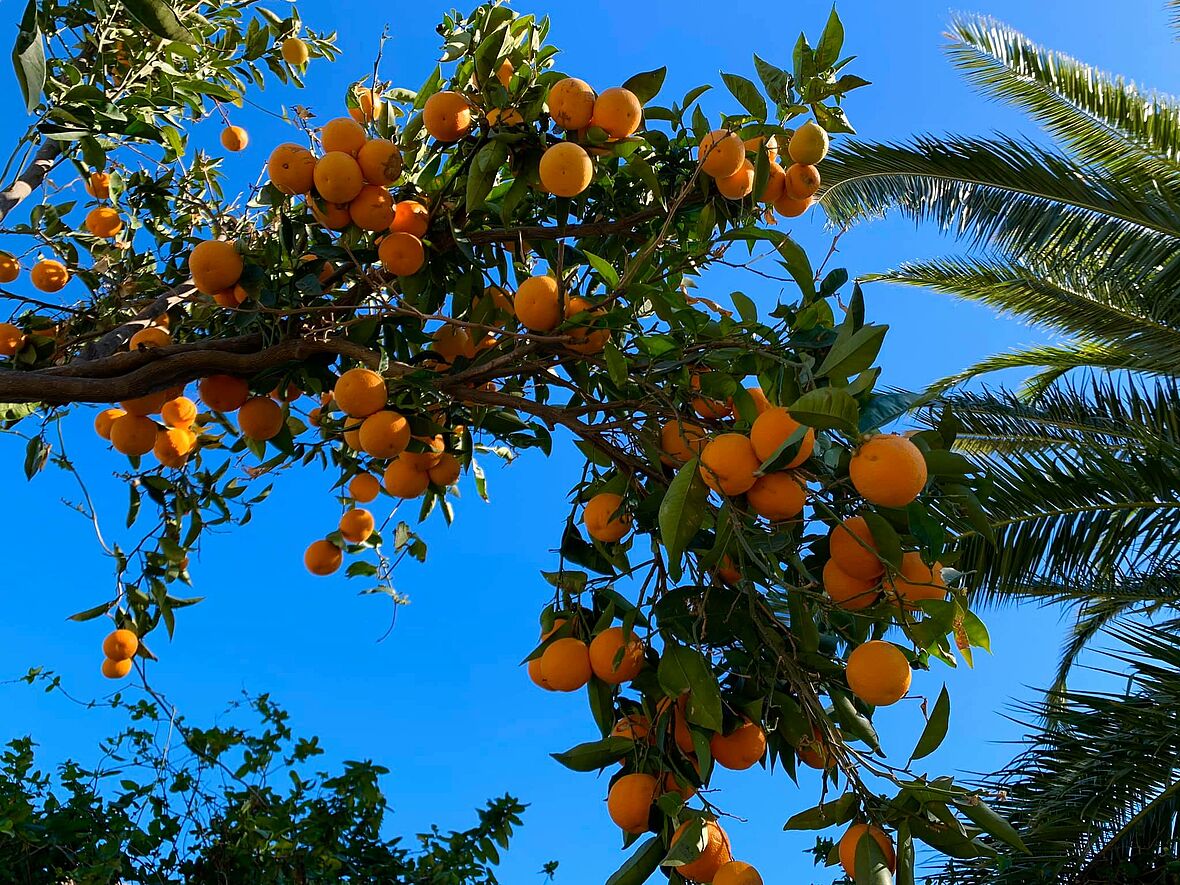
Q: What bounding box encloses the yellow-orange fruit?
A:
[85,207,122,238]
[348,472,381,502]
[400,435,444,471]
[0,252,18,284]
[94,408,126,440]
[592,87,642,138]
[829,515,885,580]
[238,396,284,441]
[189,240,243,295]
[699,434,761,496]
[564,296,609,354]
[710,719,766,771]
[378,231,425,276]
[349,185,395,231]
[383,457,431,498]
[527,657,553,690]
[0,322,24,356]
[663,770,698,801]
[611,714,651,741]
[698,130,745,178]
[120,389,169,416]
[423,91,473,141]
[313,152,364,204]
[427,452,461,486]
[102,657,132,679]
[657,695,697,755]
[539,142,593,197]
[589,626,644,684]
[714,861,763,885]
[823,559,880,611]
[773,193,813,217]
[785,163,821,199]
[161,396,197,428]
[31,260,69,293]
[743,134,778,162]
[749,407,815,467]
[690,374,733,420]
[390,200,429,237]
[357,138,403,186]
[198,375,250,413]
[607,773,657,834]
[547,77,596,130]
[789,120,830,165]
[716,159,754,200]
[668,820,733,884]
[85,171,111,199]
[838,824,896,879]
[889,552,947,608]
[431,325,476,362]
[583,492,631,543]
[746,472,806,521]
[358,409,410,458]
[110,414,158,456]
[153,427,197,467]
[281,36,309,66]
[220,125,249,152]
[342,422,362,450]
[660,420,707,467]
[304,539,342,576]
[759,162,787,203]
[846,640,911,706]
[129,327,170,350]
[309,197,352,231]
[334,368,387,418]
[267,144,316,195]
[850,434,928,508]
[495,58,514,87]
[514,275,561,332]
[538,637,592,691]
[321,117,367,156]
[339,508,375,543]
[102,628,139,660]
[797,726,836,770]
[486,107,524,126]
[349,86,383,123]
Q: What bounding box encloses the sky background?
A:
[0,0,1175,882]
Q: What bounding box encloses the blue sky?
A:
[0,0,1175,881]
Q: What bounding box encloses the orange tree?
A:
[0,1,1022,882]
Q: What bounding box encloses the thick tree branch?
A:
[0,141,64,224]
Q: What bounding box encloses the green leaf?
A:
[816,324,888,379]
[12,0,45,113]
[855,827,894,885]
[606,836,665,885]
[861,512,902,568]
[582,250,621,289]
[550,736,635,772]
[911,684,951,761]
[784,793,858,830]
[858,391,921,432]
[720,72,767,120]
[68,602,111,622]
[603,341,628,387]
[831,689,881,752]
[815,6,845,70]
[789,387,859,434]
[775,233,815,297]
[117,0,195,43]
[896,821,916,885]
[954,797,1030,854]
[659,459,708,582]
[752,54,790,102]
[730,291,758,323]
[23,435,47,479]
[658,644,723,732]
[466,141,508,211]
[621,67,666,104]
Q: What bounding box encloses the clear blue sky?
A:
[0,0,1174,882]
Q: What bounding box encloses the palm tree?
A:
[819,8,1180,882]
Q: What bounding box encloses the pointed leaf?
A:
[910,684,950,761]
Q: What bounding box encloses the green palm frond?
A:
[947,15,1180,182]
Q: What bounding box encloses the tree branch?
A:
[0,141,64,224]
[465,205,667,246]
[78,282,199,360]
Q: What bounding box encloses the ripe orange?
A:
[743,134,778,162]
[309,197,351,230]
[349,86,383,123]
[710,719,766,770]
[690,374,733,419]
[31,259,69,293]
[357,138,403,186]
[889,552,947,608]
[745,472,806,521]
[592,87,642,138]
[495,59,513,87]
[607,773,657,834]
[321,117,367,156]
[547,77,596,130]
[0,252,18,284]
[383,457,431,498]
[749,407,815,467]
[823,559,880,611]
[189,240,243,295]
[102,628,139,660]
[161,396,197,428]
[846,640,911,706]
[85,171,111,199]
[715,861,763,885]
[94,408,126,440]
[527,657,553,690]
[342,422,363,450]
[129,327,170,350]
[281,36,309,66]
[154,427,197,467]
[267,144,316,195]
[423,453,457,487]
[662,769,698,801]
[514,275,561,332]
[611,714,651,741]
[659,420,707,467]
[564,296,609,354]
[829,515,885,580]
[716,159,754,200]
[838,823,896,878]
[699,434,761,496]
[400,435,444,471]
[238,396,284,440]
[102,658,132,679]
[198,375,250,413]
[358,410,410,458]
[339,508,375,543]
[486,107,524,126]
[390,200,429,237]
[538,637,592,691]
[797,726,836,770]
[348,472,381,502]
[220,125,249,152]
[539,142,593,197]
[423,91,473,141]
[583,492,631,543]
[110,414,158,456]
[85,207,122,238]
[334,368,387,417]
[0,322,24,357]
[349,185,395,231]
[785,163,821,199]
[773,193,812,217]
[669,820,733,883]
[589,626,644,683]
[121,389,168,416]
[378,231,425,276]
[850,434,928,508]
[313,151,364,204]
[431,325,476,363]
[759,162,787,203]
[304,539,342,576]
[698,130,745,178]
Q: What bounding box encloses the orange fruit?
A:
[773,193,812,217]
[759,162,787,203]
[431,325,476,363]
[304,539,342,576]
[400,435,444,471]
[309,197,352,231]
[746,472,806,521]
[348,473,381,502]
[495,58,513,87]
[662,770,698,801]
[743,134,778,162]
[850,434,928,508]
[423,91,473,141]
[334,368,387,418]
[84,207,122,238]
[120,389,169,416]
[378,231,425,276]
[583,492,631,542]
[281,36,309,66]
[539,142,593,197]
[321,117,367,156]
[889,552,947,608]
[588,626,644,683]
[607,773,657,834]
[611,714,651,741]
[698,130,745,178]
[668,820,733,883]
[592,87,642,138]
[349,185,395,231]
[357,138,403,185]
[383,457,431,498]
[749,407,815,467]
[657,695,697,755]
[342,422,363,451]
[486,107,524,126]
[85,171,111,199]
[129,327,170,350]
[110,414,157,456]
[527,657,553,690]
[349,86,383,123]
[0,322,24,356]
[0,252,18,284]
[538,637,592,691]
[699,434,760,496]
[31,260,69,293]
[220,125,249,152]
[339,508,375,543]
[846,640,911,706]
[267,143,316,195]
[358,409,410,458]
[102,657,132,679]
[102,628,139,660]
[189,240,243,295]
[154,427,197,467]
[710,719,766,770]
[823,559,880,611]
[547,77,596,130]
[238,396,284,440]
[198,375,250,413]
[690,374,732,419]
[390,200,429,237]
[838,823,896,878]
[716,159,754,200]
[660,420,706,467]
[785,163,821,199]
[428,453,461,486]
[797,726,836,770]
[788,120,829,165]
[514,275,561,332]
[564,296,609,354]
[313,151,364,204]
[94,408,126,440]
[744,386,772,415]
[829,515,885,580]
[715,862,763,885]
[161,396,197,428]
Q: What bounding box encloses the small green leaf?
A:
[730,291,757,323]
[659,459,708,582]
[831,689,881,752]
[854,826,894,885]
[621,67,667,104]
[784,793,857,830]
[12,0,45,112]
[911,684,950,761]
[550,736,635,772]
[582,250,621,289]
[816,324,888,379]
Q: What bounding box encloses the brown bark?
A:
[0,141,64,223]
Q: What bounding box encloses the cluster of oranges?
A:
[100,628,139,679]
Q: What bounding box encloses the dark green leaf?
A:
[12,0,45,113]
[784,793,858,830]
[550,736,635,772]
[720,72,767,120]
[622,67,666,104]
[659,459,708,582]
[117,0,195,43]
[911,685,951,761]
[789,387,859,434]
